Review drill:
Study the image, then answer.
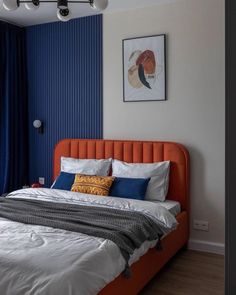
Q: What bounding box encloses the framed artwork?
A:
[122,34,166,102]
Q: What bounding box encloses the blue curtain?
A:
[0,21,29,194]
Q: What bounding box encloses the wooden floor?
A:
[140,250,224,295]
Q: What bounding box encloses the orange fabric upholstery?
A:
[54,139,190,211]
[99,212,188,295]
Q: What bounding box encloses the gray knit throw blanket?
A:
[0,197,164,277]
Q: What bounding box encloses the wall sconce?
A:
[33,119,44,134]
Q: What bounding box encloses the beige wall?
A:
[103,0,225,247]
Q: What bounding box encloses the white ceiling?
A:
[0,0,177,27]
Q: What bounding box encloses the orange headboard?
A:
[54,139,190,211]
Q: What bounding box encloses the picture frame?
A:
[122,34,166,102]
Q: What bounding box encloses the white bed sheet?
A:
[152,200,181,216]
[0,188,178,295]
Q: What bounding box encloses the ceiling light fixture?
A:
[2,0,109,22]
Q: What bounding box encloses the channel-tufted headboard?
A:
[54,139,190,212]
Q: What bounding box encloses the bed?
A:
[54,139,190,295]
[0,139,189,295]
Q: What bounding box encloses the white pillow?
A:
[61,157,112,176]
[112,159,170,201]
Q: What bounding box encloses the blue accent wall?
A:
[26,15,103,187]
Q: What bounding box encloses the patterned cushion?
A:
[71,174,115,196]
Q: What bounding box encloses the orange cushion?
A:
[71,174,114,196]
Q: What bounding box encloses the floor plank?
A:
[140,250,224,295]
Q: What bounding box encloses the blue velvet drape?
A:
[0,21,29,194]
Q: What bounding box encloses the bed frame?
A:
[54,139,190,295]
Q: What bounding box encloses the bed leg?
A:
[181,243,188,251]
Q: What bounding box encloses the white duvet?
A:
[0,188,178,295]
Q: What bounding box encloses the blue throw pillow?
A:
[51,172,75,191]
[109,177,150,200]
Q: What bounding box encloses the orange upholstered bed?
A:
[53,139,190,295]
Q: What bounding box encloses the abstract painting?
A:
[123,34,166,102]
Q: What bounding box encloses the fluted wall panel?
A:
[26,15,103,186]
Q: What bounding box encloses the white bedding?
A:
[0,188,178,295]
[152,200,181,217]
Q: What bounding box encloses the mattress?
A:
[155,200,181,216]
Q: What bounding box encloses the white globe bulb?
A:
[91,0,108,10]
[57,8,72,22]
[3,0,19,11]
[33,120,42,129]
[25,1,40,11]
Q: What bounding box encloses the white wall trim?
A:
[188,239,225,255]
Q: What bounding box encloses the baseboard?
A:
[188,239,225,255]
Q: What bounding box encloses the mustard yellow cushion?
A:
[71,174,115,196]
